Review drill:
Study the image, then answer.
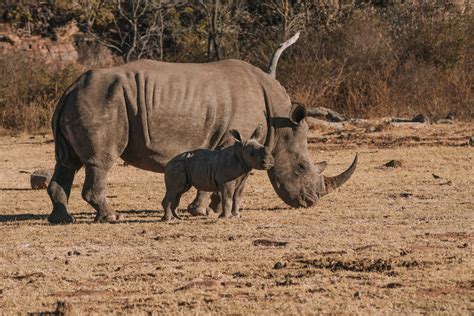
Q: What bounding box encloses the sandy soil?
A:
[0,122,473,314]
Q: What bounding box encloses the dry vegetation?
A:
[1,1,473,134]
[0,122,472,314]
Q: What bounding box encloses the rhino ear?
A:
[289,103,307,125]
[250,124,264,140]
[229,129,243,143]
[314,161,328,173]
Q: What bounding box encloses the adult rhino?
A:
[47,33,357,224]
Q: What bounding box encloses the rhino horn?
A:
[323,155,358,195]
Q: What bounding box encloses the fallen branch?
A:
[305,106,347,122]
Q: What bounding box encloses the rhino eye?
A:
[295,162,307,175]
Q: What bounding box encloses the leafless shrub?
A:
[0,53,82,133]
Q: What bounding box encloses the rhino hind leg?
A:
[82,164,123,223]
[162,163,190,221]
[47,163,79,224]
[161,192,183,222]
[209,192,221,214]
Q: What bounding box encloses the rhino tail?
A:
[52,90,81,169]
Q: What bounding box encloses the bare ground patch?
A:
[0,122,472,314]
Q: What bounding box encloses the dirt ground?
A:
[0,122,473,315]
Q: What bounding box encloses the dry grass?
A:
[0,123,473,314]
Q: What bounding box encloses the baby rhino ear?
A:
[229,129,243,143]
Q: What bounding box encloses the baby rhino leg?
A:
[219,181,236,219]
[162,192,181,221]
[231,174,249,217]
[162,162,189,221]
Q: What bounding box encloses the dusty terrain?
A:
[0,122,473,314]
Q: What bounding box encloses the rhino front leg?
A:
[47,163,79,224]
[219,182,236,219]
[231,174,249,217]
[187,190,213,216]
[82,164,123,223]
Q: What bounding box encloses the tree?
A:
[83,0,171,63]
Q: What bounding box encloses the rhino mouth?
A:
[267,176,319,208]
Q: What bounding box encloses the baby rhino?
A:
[162,125,274,221]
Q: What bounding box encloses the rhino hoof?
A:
[94,212,124,223]
[48,207,75,224]
[219,212,233,219]
[161,215,179,222]
[188,206,208,216]
[231,211,241,218]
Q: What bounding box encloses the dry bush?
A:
[279,3,473,121]
[0,53,83,134]
[0,1,472,134]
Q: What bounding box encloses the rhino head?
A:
[266,103,357,208]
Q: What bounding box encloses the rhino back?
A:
[118,59,278,171]
[59,59,290,172]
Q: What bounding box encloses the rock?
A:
[469,136,474,147]
[54,300,73,315]
[411,114,428,123]
[384,282,403,289]
[30,169,53,189]
[445,112,454,120]
[384,160,403,168]
[253,239,288,247]
[273,262,286,269]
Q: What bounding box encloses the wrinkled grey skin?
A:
[162,126,274,221]
[47,59,356,224]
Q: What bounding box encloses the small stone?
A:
[469,136,474,147]
[228,236,235,241]
[411,114,428,123]
[30,169,52,189]
[55,300,73,314]
[384,160,402,168]
[353,291,361,299]
[65,260,70,265]
[273,262,286,269]
[67,251,72,256]
[385,282,403,289]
